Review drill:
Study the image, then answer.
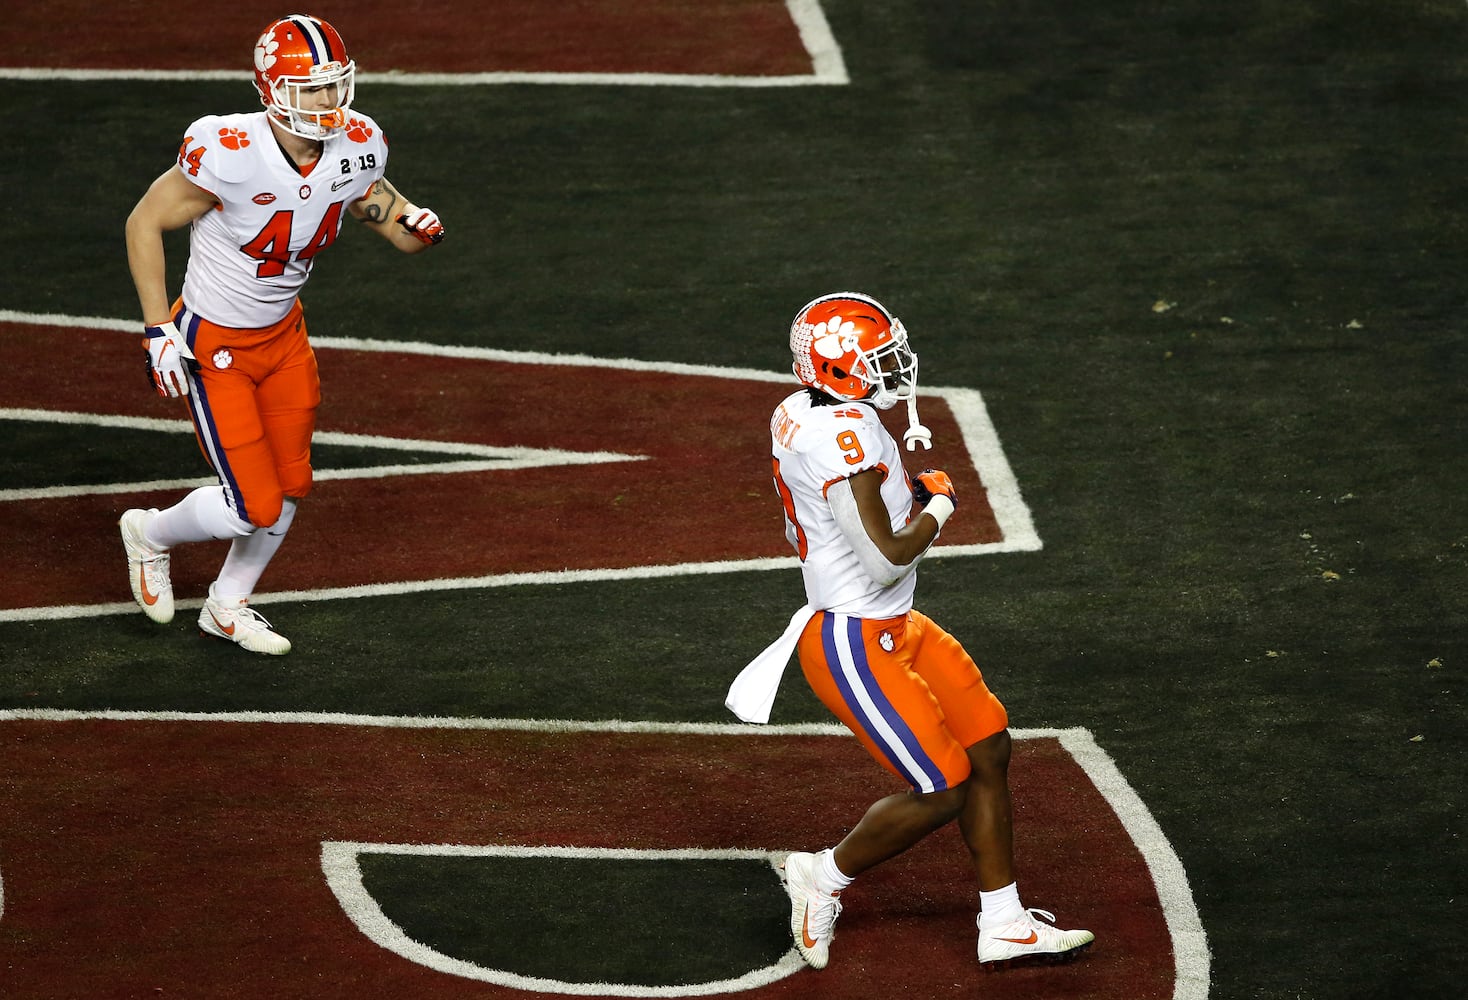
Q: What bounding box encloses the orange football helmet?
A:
[252,14,355,139]
[790,292,918,409]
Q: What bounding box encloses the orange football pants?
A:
[798,609,1009,794]
[174,298,321,528]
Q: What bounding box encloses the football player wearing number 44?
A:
[121,14,445,655]
[726,293,1094,971]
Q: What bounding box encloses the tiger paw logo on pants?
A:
[212,349,234,370]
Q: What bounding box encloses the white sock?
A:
[817,848,853,895]
[978,882,1025,927]
[206,581,245,609]
[148,486,253,547]
[214,498,297,602]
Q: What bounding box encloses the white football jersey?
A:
[175,110,389,328]
[771,389,919,618]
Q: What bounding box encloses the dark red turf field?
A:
[1,324,998,611]
[0,720,1174,998]
[0,3,1198,997]
[2,0,812,76]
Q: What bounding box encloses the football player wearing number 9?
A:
[732,293,1094,970]
[120,14,445,654]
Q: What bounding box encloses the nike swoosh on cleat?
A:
[802,912,818,949]
[997,931,1039,945]
[208,610,236,636]
[138,568,159,605]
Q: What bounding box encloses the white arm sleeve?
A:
[827,478,919,588]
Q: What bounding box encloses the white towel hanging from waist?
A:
[724,604,818,724]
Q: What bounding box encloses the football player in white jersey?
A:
[733,293,1093,970]
[120,14,446,654]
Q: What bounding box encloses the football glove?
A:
[911,469,956,507]
[143,320,196,398]
[397,208,445,245]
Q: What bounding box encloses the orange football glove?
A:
[911,468,956,506]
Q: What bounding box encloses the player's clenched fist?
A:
[397,207,445,245]
[912,469,956,506]
[143,321,196,397]
[912,468,956,531]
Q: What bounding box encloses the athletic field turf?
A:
[2,2,1464,997]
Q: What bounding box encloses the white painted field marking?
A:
[0,712,1211,1000]
[0,407,644,503]
[1056,728,1212,1000]
[0,1,848,88]
[0,308,1040,622]
[322,843,805,996]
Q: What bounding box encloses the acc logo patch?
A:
[252,192,277,205]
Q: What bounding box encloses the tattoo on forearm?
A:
[359,179,401,224]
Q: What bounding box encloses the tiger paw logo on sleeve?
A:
[217,127,250,150]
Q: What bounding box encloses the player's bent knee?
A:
[266,497,300,535]
[245,498,283,529]
[965,728,1013,778]
[278,465,314,500]
[915,784,967,825]
[221,505,260,537]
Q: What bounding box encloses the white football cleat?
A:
[780,851,843,970]
[978,908,1094,968]
[119,508,174,623]
[198,586,292,655]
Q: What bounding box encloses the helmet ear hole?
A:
[830,365,847,379]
